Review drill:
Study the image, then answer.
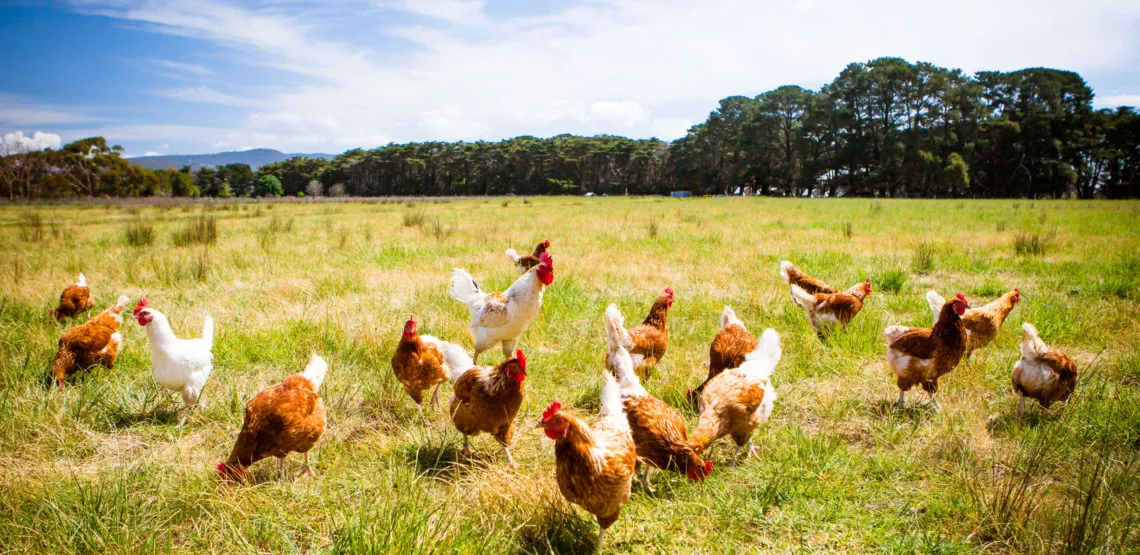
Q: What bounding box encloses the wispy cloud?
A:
[385,0,488,26]
[152,59,210,75]
[0,93,102,127]
[156,86,252,106]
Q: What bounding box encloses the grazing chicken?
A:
[505,239,550,273]
[886,293,969,410]
[134,299,214,419]
[449,351,527,466]
[539,370,638,551]
[789,279,872,332]
[52,273,94,320]
[688,306,756,404]
[602,288,674,380]
[450,253,554,364]
[926,289,1020,354]
[391,315,472,417]
[690,329,781,460]
[217,354,328,483]
[51,295,130,388]
[1012,323,1078,417]
[606,321,711,490]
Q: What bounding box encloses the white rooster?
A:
[133,299,214,420]
[449,252,554,364]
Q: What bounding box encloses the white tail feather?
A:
[603,304,633,350]
[609,345,647,398]
[1021,322,1049,359]
[779,261,795,284]
[76,273,87,287]
[449,268,482,313]
[420,335,474,381]
[301,353,328,391]
[200,315,214,350]
[884,325,909,343]
[720,306,744,330]
[741,328,781,380]
[925,290,946,320]
[505,248,521,264]
[599,371,628,431]
[789,283,816,309]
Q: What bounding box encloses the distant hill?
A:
[129,148,336,171]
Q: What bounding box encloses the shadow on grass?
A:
[515,506,598,555]
[869,398,940,422]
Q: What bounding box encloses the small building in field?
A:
[670,190,692,198]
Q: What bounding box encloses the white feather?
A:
[419,334,474,381]
[720,305,745,330]
[926,290,946,321]
[302,353,328,391]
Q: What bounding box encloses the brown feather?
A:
[391,334,448,405]
[224,374,326,475]
[449,359,525,445]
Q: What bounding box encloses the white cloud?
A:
[156,86,252,106]
[152,59,210,75]
[386,0,487,25]
[57,0,1140,152]
[1,130,63,154]
[0,93,100,126]
[587,101,652,128]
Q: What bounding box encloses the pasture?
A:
[0,197,1137,553]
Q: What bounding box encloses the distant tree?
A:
[305,179,323,197]
[217,163,254,197]
[255,174,283,197]
[328,182,345,197]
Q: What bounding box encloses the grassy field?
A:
[0,197,1137,553]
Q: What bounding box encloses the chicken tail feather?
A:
[201,316,214,350]
[925,290,946,321]
[720,305,744,330]
[302,353,328,391]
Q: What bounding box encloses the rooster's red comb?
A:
[956,293,968,304]
[542,239,550,248]
[133,298,148,316]
[542,401,562,421]
[539,252,553,268]
[515,350,527,371]
[664,287,674,298]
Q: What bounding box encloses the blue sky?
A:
[2,0,1139,157]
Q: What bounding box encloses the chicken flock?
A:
[45,241,1080,550]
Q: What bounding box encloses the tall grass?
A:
[1013,230,1055,257]
[123,218,154,246]
[911,241,935,273]
[172,214,218,246]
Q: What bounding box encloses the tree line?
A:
[2,57,1137,199]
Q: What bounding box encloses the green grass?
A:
[0,197,1138,553]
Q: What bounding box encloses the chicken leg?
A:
[501,338,519,360]
[301,452,316,477]
[1016,394,1025,419]
[638,467,654,494]
[502,444,517,468]
[895,390,906,412]
[278,456,287,481]
[430,385,442,410]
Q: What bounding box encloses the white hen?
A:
[449,252,554,364]
[133,299,214,416]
